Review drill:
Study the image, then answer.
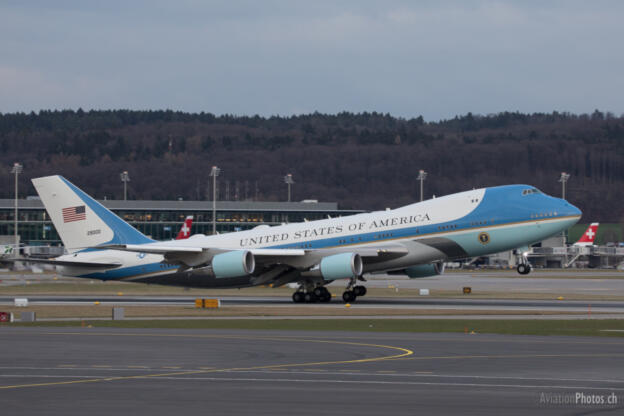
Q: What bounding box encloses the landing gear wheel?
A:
[317,287,331,302]
[292,292,304,303]
[353,286,367,297]
[342,290,356,303]
[516,263,531,275]
[304,292,318,303]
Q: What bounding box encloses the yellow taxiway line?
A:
[0,331,413,390]
[397,353,624,361]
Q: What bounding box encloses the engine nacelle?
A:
[404,262,445,278]
[211,250,255,278]
[319,253,363,280]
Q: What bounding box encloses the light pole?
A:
[10,162,22,253]
[120,171,130,200]
[559,172,570,200]
[209,166,221,235]
[417,169,427,202]
[284,174,294,202]
[559,172,571,248]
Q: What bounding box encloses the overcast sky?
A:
[1,1,622,120]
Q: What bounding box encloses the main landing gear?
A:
[292,286,332,303]
[291,278,368,304]
[342,280,367,303]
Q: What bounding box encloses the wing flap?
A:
[320,243,409,257]
[97,243,408,269]
[250,249,306,256]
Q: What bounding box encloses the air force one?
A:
[31,175,581,303]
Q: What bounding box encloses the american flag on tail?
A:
[62,205,86,223]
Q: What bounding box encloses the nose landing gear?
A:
[516,263,532,275]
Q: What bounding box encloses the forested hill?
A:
[1,109,623,222]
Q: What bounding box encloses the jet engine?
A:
[319,252,363,280]
[211,250,255,278]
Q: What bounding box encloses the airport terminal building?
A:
[0,198,363,246]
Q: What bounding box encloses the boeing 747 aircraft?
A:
[30,176,581,303]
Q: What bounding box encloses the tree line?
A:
[1,109,623,222]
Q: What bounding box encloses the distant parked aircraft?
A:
[176,216,194,240]
[574,223,599,247]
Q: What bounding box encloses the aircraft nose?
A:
[560,200,582,217]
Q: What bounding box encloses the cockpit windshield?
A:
[522,188,541,196]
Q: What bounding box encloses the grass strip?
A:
[6,319,624,337]
[3,282,624,301]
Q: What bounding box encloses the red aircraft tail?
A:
[175,216,193,240]
[574,223,598,246]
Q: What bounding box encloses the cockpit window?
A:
[522,188,541,196]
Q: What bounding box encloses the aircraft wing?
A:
[98,242,408,267]
[1,257,123,269]
[102,244,204,254]
[101,244,305,257]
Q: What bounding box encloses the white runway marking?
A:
[223,369,624,384]
[3,367,624,386]
[0,375,98,379]
[134,375,624,391]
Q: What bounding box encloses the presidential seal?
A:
[478,232,490,245]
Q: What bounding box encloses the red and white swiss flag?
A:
[176,216,194,240]
[576,223,599,245]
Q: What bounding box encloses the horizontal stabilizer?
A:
[2,257,122,269]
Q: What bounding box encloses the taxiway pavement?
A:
[1,327,623,415]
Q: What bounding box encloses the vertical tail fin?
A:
[574,223,599,246]
[176,216,194,240]
[32,176,153,253]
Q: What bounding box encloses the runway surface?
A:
[361,271,624,296]
[1,327,623,415]
[2,270,624,296]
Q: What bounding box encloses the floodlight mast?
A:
[559,172,570,200]
[284,174,294,202]
[10,162,23,251]
[558,172,571,248]
[209,166,221,235]
[417,170,427,202]
[120,171,130,201]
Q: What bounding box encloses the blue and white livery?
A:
[31,175,582,303]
